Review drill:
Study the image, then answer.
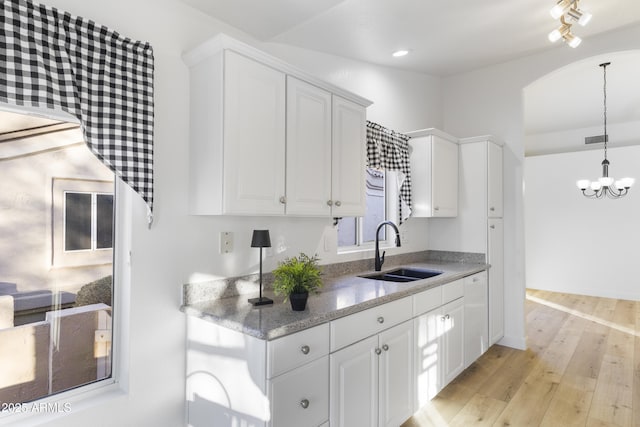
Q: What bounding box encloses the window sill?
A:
[0,380,126,426]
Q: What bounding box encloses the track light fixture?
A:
[548,0,591,48]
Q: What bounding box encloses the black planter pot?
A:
[289,291,309,311]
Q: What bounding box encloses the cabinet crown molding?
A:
[183,32,373,108]
[459,135,504,146]
[405,128,458,143]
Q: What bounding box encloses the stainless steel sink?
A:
[360,267,443,283]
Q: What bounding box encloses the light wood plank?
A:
[403,290,639,426]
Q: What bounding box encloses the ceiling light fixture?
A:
[392,50,409,57]
[577,62,634,199]
[548,0,590,48]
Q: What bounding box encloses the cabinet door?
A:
[378,320,414,427]
[286,77,332,216]
[463,272,488,368]
[442,297,464,386]
[223,50,286,214]
[487,141,503,218]
[488,218,504,345]
[331,96,366,217]
[431,136,458,217]
[330,335,378,427]
[414,308,442,408]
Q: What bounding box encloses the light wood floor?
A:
[402,289,640,427]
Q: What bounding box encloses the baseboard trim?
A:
[497,334,527,350]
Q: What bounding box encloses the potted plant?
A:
[272,253,323,311]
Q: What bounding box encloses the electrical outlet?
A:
[219,231,233,254]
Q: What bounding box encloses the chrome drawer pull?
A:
[300,345,310,355]
[377,316,384,324]
[382,344,389,351]
[300,399,309,409]
[375,348,382,355]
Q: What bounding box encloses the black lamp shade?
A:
[251,230,271,248]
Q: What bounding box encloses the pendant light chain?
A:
[602,62,608,161]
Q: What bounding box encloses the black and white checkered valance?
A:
[0,0,155,222]
[366,121,412,222]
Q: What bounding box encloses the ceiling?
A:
[181,0,640,155]
[181,0,640,76]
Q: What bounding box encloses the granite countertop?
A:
[181,255,488,341]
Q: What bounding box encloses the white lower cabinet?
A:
[330,320,414,427]
[441,297,465,385]
[186,273,491,427]
[464,272,488,367]
[413,280,465,410]
[268,356,329,427]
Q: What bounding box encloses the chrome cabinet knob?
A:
[335,200,341,207]
[490,207,495,211]
[279,196,286,204]
[375,348,382,355]
[300,345,310,355]
[434,206,440,211]
[377,316,384,324]
[327,200,333,206]
[382,344,389,351]
[300,399,309,409]
[490,225,496,229]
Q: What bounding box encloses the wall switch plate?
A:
[219,232,233,254]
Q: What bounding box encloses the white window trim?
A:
[0,179,132,426]
[338,171,400,254]
[52,178,114,268]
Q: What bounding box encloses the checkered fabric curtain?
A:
[0,0,155,222]
[366,121,412,222]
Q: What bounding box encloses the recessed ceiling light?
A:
[392,50,409,57]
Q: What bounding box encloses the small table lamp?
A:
[248,229,273,306]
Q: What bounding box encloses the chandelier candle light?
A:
[577,62,634,199]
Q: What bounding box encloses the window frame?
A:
[63,190,114,253]
[52,178,114,268]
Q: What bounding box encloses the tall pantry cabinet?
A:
[460,136,504,345]
[426,135,504,346]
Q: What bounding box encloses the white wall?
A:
[0,1,441,426]
[442,24,640,349]
[525,146,640,300]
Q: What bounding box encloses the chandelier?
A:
[577,62,634,199]
[548,0,592,48]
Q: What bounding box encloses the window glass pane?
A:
[337,217,357,247]
[96,194,114,249]
[337,168,387,248]
[0,111,115,405]
[362,169,385,243]
[65,192,92,251]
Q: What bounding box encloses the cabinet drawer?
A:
[442,279,464,304]
[412,285,443,316]
[330,297,412,352]
[268,323,330,378]
[268,356,329,427]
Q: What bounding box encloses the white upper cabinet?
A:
[331,96,367,217]
[286,77,332,216]
[407,129,459,217]
[224,51,286,215]
[183,34,372,216]
[487,140,503,218]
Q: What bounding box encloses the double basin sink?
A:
[360,267,442,283]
